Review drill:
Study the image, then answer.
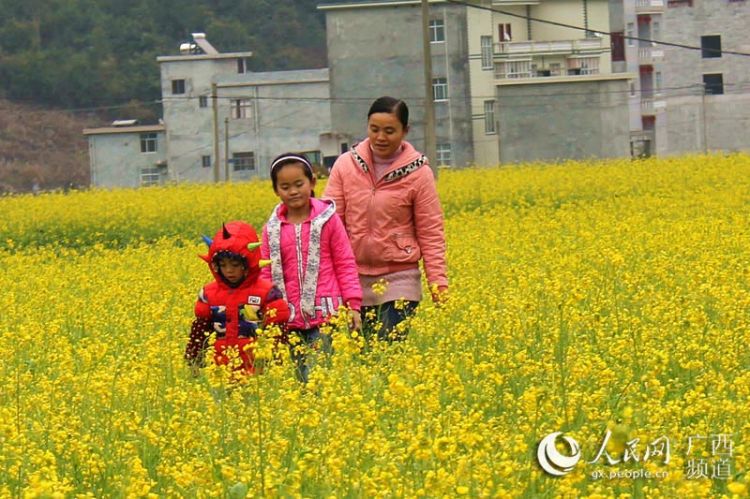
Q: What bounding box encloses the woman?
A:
[323,96,448,340]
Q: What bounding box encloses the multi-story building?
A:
[84,34,342,188]
[320,0,633,166]
[611,0,749,156]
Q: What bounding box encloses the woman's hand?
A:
[350,309,362,331]
[430,285,449,306]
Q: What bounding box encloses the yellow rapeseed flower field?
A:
[0,154,748,497]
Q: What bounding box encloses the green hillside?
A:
[0,0,327,110]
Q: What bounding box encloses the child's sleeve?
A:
[185,317,212,364]
[328,213,362,311]
[262,285,290,326]
[194,287,211,319]
[260,224,272,282]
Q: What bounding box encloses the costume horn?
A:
[222,223,231,239]
[247,242,262,251]
[259,259,272,268]
[201,235,213,247]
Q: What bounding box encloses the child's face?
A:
[217,258,248,285]
[275,163,315,212]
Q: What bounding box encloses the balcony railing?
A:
[638,46,665,63]
[640,97,666,114]
[635,0,665,12]
[494,38,606,57]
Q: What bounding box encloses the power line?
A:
[444,0,750,58]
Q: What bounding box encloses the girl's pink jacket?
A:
[323,139,448,290]
[261,197,362,330]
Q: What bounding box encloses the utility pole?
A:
[421,0,438,178]
[224,117,230,181]
[701,83,708,154]
[211,83,220,183]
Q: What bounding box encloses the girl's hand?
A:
[350,310,362,331]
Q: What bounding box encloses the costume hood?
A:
[199,221,270,287]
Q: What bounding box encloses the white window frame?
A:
[480,35,493,70]
[432,78,448,101]
[484,100,496,134]
[232,152,256,171]
[140,133,157,153]
[231,99,253,119]
[429,19,445,43]
[140,167,161,187]
[627,23,635,47]
[436,143,452,166]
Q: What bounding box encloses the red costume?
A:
[185,221,290,374]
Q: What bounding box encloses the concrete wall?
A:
[659,0,750,155]
[160,55,332,181]
[88,132,166,188]
[497,77,631,163]
[324,3,474,166]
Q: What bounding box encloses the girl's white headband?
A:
[270,154,313,174]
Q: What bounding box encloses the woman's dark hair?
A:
[269,152,315,195]
[368,96,409,129]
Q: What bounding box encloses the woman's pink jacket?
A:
[261,197,362,330]
[323,138,448,290]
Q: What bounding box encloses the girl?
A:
[323,96,448,341]
[261,153,362,382]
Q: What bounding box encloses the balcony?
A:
[638,46,665,63]
[640,97,666,115]
[635,0,665,13]
[494,38,607,58]
[494,56,602,80]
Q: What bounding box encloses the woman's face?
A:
[367,112,408,158]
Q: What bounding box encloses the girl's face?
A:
[274,162,315,212]
[368,112,408,158]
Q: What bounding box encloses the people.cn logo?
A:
[537,432,582,476]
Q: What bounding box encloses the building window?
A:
[630,82,636,96]
[436,143,452,166]
[484,100,496,134]
[171,79,186,95]
[667,0,693,6]
[567,57,600,76]
[199,95,208,108]
[627,23,635,47]
[140,167,161,186]
[231,99,253,119]
[703,73,723,95]
[140,133,157,153]
[429,19,445,42]
[237,57,248,73]
[432,78,448,101]
[480,36,493,70]
[655,71,662,92]
[652,21,661,42]
[701,35,721,58]
[201,155,211,168]
[496,60,532,79]
[232,152,255,171]
[611,31,625,62]
[498,23,512,42]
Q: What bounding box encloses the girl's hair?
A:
[269,152,315,194]
[368,96,409,129]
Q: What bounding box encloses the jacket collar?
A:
[275,197,335,224]
[352,138,426,183]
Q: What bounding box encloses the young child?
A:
[261,153,362,382]
[185,221,290,375]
